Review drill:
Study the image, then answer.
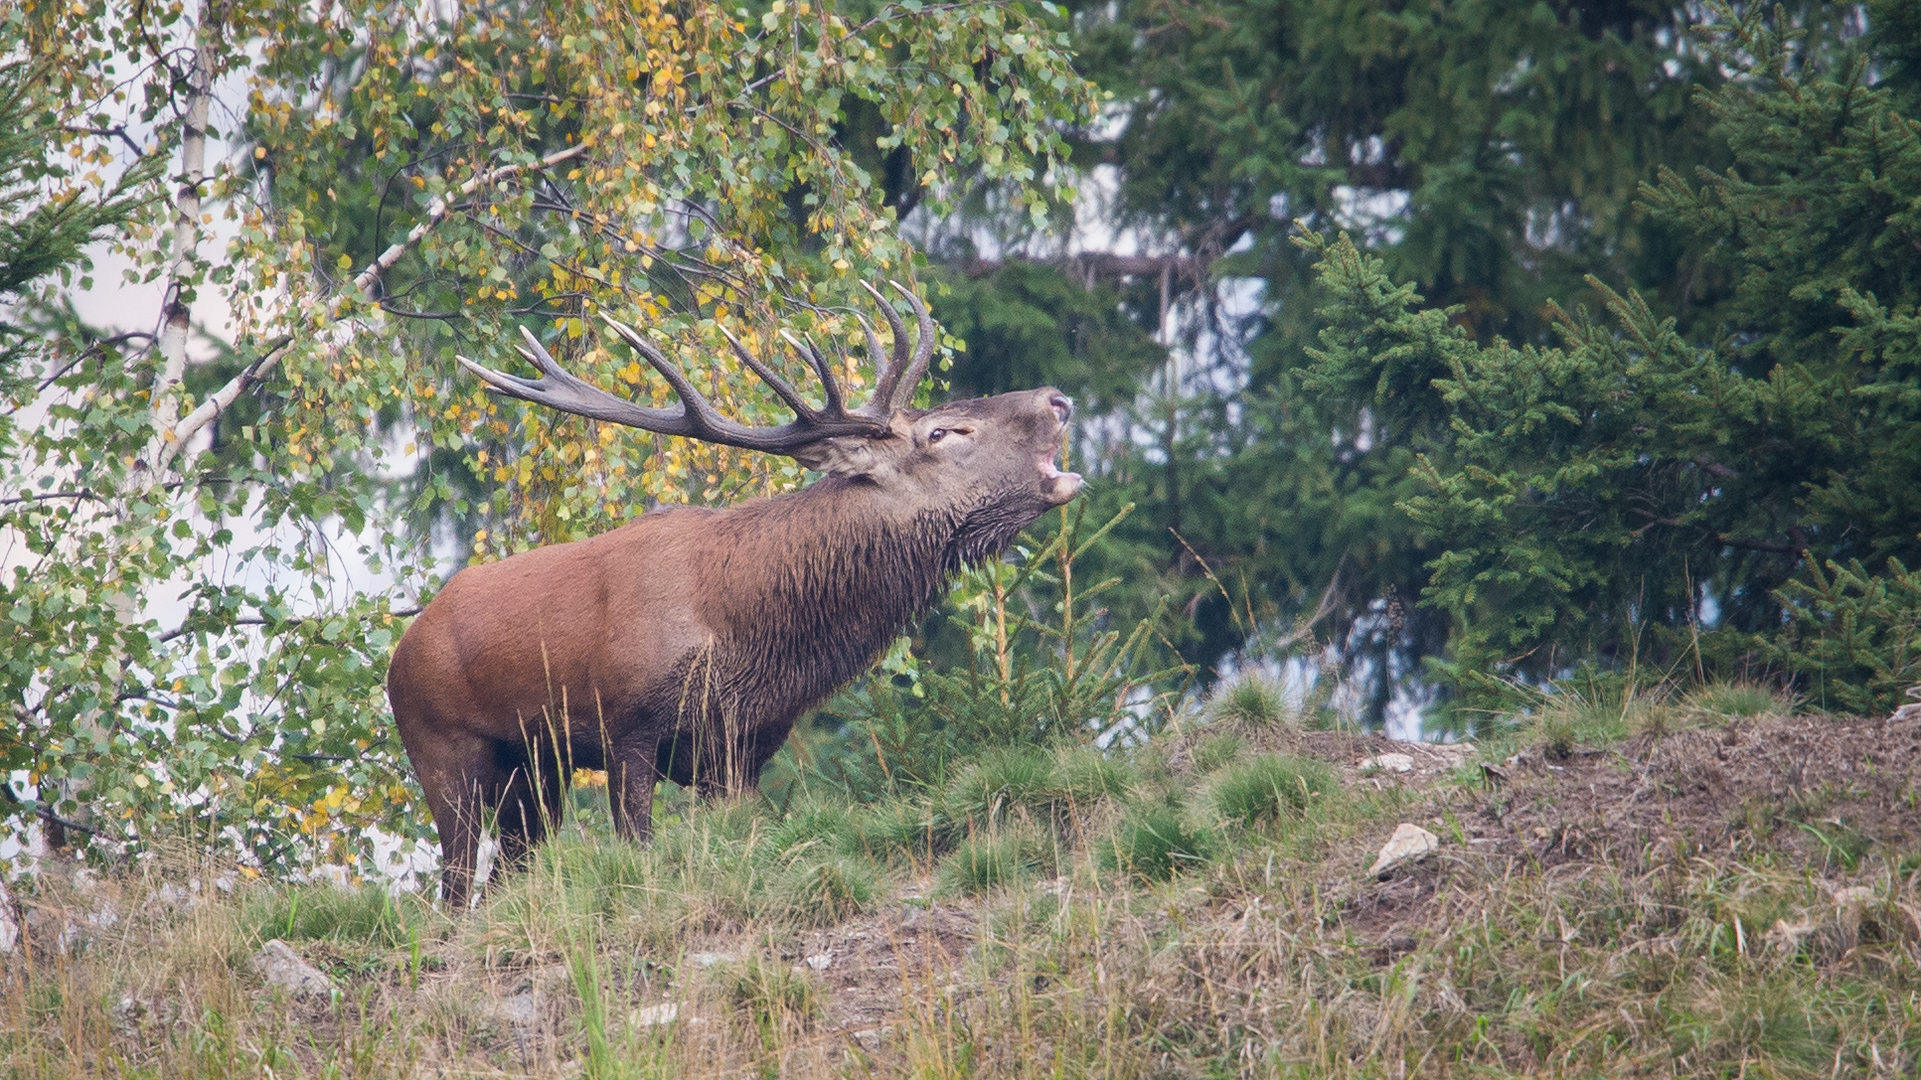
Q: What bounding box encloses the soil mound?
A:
[1482,712,1921,868]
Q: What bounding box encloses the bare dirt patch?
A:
[1328,712,1921,953]
[1179,724,1480,788]
[781,896,977,1036]
[1477,712,1921,869]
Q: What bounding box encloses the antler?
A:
[853,281,936,418]
[455,282,937,457]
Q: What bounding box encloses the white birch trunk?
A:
[143,0,219,482]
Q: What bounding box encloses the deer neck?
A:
[711,476,959,703]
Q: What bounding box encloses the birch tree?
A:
[2,0,1094,874]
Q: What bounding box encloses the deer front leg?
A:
[608,732,661,842]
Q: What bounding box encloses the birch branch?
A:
[156,142,591,472]
[142,0,217,482]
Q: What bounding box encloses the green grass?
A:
[238,881,437,950]
[767,853,877,926]
[938,833,1036,896]
[1050,742,1136,804]
[1206,752,1335,828]
[1684,680,1795,721]
[5,698,1919,1079]
[1188,731,1245,773]
[1100,804,1215,881]
[1203,673,1294,730]
[941,745,1062,828]
[848,796,948,863]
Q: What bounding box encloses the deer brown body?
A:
[387,285,1081,908]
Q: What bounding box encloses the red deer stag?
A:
[387,284,1081,908]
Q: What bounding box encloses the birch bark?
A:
[142,0,219,483]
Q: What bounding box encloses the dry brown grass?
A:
[4,703,1919,1078]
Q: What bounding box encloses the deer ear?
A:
[790,436,887,477]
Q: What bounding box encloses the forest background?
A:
[2,0,1918,881]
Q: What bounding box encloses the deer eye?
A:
[927,428,948,443]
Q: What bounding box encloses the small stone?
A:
[1765,917,1817,954]
[87,901,120,931]
[687,950,736,968]
[1368,823,1440,876]
[1832,886,1879,934]
[631,1002,679,1026]
[805,952,832,971]
[529,964,573,996]
[250,939,335,1000]
[109,994,144,1034]
[1360,753,1415,774]
[1831,885,1877,911]
[491,991,540,1028]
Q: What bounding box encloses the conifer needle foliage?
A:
[1299,4,1921,716]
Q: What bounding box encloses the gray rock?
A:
[491,991,541,1028]
[631,1002,679,1026]
[1368,823,1440,876]
[251,939,335,1000]
[110,994,146,1035]
[528,963,573,996]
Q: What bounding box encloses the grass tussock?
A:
[3,680,1918,1078]
[1204,673,1296,731]
[938,833,1035,897]
[1207,752,1335,828]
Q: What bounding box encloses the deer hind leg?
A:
[406,728,501,913]
[655,731,729,798]
[492,738,568,878]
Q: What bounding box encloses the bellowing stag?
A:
[387,284,1081,908]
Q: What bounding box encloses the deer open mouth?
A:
[1039,450,1084,503]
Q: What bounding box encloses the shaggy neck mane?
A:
[703,474,1007,714]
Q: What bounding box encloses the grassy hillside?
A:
[4,685,1919,1078]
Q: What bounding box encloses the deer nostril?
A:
[1049,394,1073,422]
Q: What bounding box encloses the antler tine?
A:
[852,309,890,374]
[779,329,847,417]
[599,313,896,447]
[595,317,735,439]
[714,322,820,422]
[458,326,700,435]
[597,314,889,449]
[855,281,910,416]
[853,280,936,416]
[887,281,936,413]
